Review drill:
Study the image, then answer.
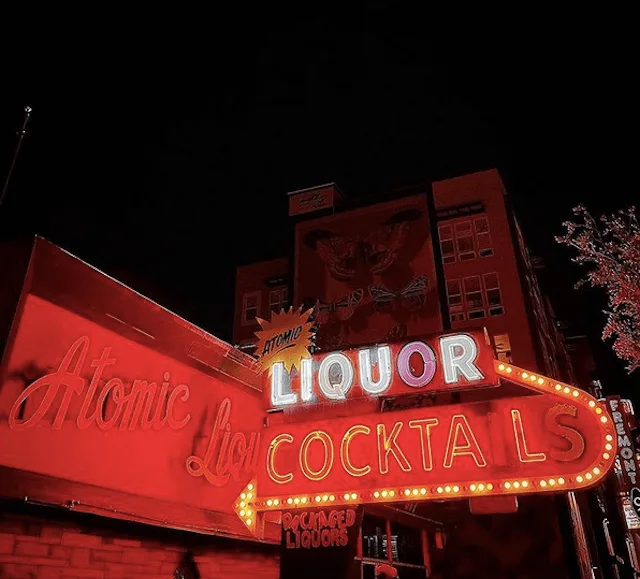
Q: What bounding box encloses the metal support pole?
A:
[568,491,595,579]
[0,105,33,211]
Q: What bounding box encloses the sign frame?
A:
[236,360,617,535]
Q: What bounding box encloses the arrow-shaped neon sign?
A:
[235,360,617,537]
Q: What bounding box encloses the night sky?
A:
[0,12,637,395]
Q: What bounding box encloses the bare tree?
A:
[556,205,640,373]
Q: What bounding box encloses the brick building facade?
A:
[231,170,625,579]
[0,505,279,579]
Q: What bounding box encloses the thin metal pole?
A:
[568,491,596,579]
[0,105,33,211]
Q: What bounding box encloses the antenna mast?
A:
[0,105,33,211]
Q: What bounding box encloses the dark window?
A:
[455,222,475,260]
[269,287,289,313]
[242,292,261,324]
[438,224,456,264]
[474,216,494,257]
[390,523,423,565]
[437,214,494,264]
[362,515,389,560]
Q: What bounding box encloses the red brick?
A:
[160,561,178,574]
[61,532,102,548]
[70,547,91,567]
[0,532,15,554]
[92,549,122,563]
[111,538,141,548]
[19,557,68,566]
[60,568,104,578]
[162,550,182,563]
[0,519,27,535]
[14,539,50,557]
[103,562,127,577]
[26,522,43,536]
[0,562,39,578]
[50,545,73,559]
[91,543,121,552]
[104,562,151,576]
[41,526,64,544]
[14,534,40,542]
[38,567,64,579]
[146,549,168,562]
[120,547,148,564]
[196,563,222,577]
[140,540,164,550]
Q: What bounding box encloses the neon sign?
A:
[607,397,638,487]
[0,293,267,535]
[8,336,191,432]
[606,397,640,528]
[237,361,616,535]
[266,331,497,410]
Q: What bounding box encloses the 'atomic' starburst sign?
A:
[254,306,315,374]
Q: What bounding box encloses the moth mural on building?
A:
[295,195,442,350]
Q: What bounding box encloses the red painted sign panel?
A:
[265,330,497,411]
[256,391,613,503]
[0,291,265,536]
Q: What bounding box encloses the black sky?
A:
[0,11,637,394]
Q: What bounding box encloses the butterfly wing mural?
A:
[315,289,364,325]
[304,209,421,282]
[368,274,429,313]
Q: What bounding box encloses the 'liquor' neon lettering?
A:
[268,333,488,408]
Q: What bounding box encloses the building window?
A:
[438,224,456,264]
[483,272,504,316]
[241,291,261,325]
[447,272,504,323]
[362,515,388,561]
[360,515,428,579]
[446,279,465,323]
[464,276,485,319]
[474,216,494,257]
[390,522,423,566]
[437,215,494,263]
[455,221,476,260]
[269,287,289,313]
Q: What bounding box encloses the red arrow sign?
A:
[235,361,616,535]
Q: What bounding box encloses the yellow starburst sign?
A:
[254,306,315,374]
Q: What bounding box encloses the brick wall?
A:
[0,503,280,579]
